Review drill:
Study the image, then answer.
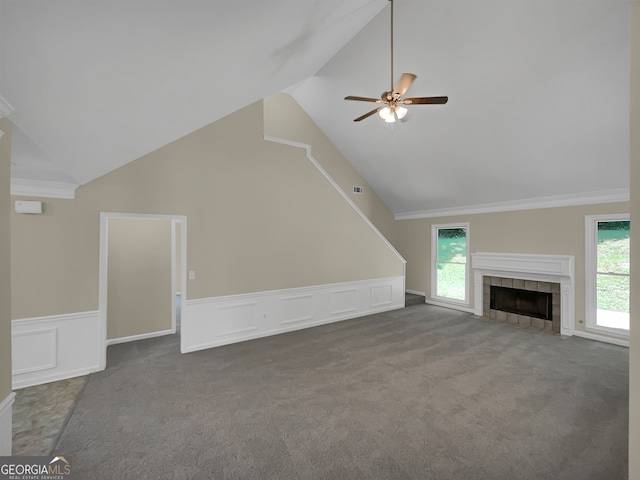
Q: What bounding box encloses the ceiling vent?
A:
[353,186,364,194]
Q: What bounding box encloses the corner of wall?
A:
[628,3,639,478]
[0,117,14,454]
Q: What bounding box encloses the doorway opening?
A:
[98,213,187,370]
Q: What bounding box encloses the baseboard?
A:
[12,311,101,389]
[12,367,99,390]
[405,289,426,296]
[424,299,476,314]
[0,392,16,455]
[107,328,175,346]
[181,276,405,353]
[572,330,629,348]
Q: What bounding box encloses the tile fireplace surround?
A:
[482,276,560,334]
[471,252,575,337]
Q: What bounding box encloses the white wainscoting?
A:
[106,328,175,346]
[181,276,405,353]
[0,392,15,455]
[12,311,102,389]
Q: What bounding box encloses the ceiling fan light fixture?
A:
[384,112,396,123]
[379,106,392,120]
[395,105,408,119]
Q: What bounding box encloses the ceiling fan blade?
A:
[345,96,383,103]
[354,107,383,122]
[392,73,417,98]
[403,96,448,105]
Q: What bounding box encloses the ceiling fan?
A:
[344,0,448,123]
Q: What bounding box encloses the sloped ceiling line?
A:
[2,0,387,188]
[1,0,630,215]
[292,0,631,215]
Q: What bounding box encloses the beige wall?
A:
[107,218,172,340]
[395,202,629,333]
[10,100,404,319]
[264,93,398,245]
[629,2,639,477]
[0,119,11,401]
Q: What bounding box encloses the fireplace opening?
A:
[490,286,553,321]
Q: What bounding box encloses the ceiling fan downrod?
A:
[389,0,394,97]
[343,0,449,123]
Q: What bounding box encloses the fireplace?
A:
[491,285,552,321]
[483,276,560,334]
[471,253,574,336]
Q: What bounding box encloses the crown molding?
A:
[10,178,79,199]
[0,95,15,118]
[394,188,630,220]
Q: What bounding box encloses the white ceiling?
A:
[1,0,631,217]
[1,0,387,184]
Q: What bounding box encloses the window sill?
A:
[575,328,629,347]
[584,324,629,340]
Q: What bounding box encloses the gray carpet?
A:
[55,304,629,479]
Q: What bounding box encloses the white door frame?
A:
[584,213,630,339]
[98,212,187,371]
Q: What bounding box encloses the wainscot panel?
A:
[181,277,405,353]
[12,311,101,389]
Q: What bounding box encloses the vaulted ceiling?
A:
[1,0,631,217]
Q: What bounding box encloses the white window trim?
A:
[431,222,470,308]
[584,213,630,339]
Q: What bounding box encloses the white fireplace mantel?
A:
[471,252,575,336]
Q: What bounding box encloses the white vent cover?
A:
[353,186,364,194]
[15,200,42,214]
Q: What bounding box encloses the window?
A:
[431,223,469,305]
[585,214,630,335]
